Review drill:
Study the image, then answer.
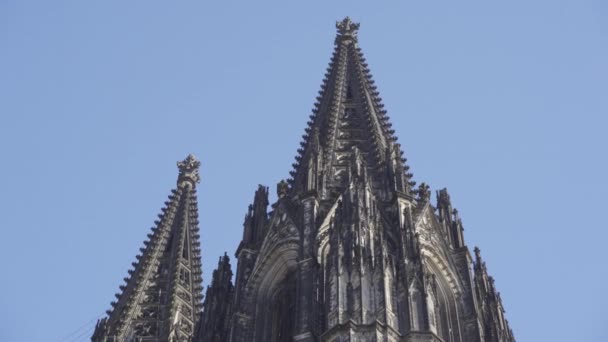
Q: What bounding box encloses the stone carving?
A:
[417,182,431,203]
[179,268,190,287]
[177,289,192,302]
[134,322,156,337]
[177,154,201,185]
[181,304,192,318]
[141,290,159,304]
[277,179,289,199]
[92,154,204,342]
[336,16,360,43]
[142,306,158,319]
[180,320,193,335]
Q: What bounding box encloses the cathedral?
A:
[92,18,515,342]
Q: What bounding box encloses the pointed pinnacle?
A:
[335,17,360,44]
[177,154,201,185]
[474,246,482,263]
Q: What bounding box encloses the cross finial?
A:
[177,154,201,185]
[336,17,360,44]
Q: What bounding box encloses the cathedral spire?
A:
[92,18,515,342]
[288,17,413,200]
[92,155,204,342]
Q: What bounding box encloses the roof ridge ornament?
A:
[336,17,360,44]
[177,154,201,185]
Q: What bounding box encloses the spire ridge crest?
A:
[336,17,360,44]
[177,154,201,185]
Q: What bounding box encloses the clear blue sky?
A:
[1,1,606,341]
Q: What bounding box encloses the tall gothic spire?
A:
[289,17,413,199]
[92,155,204,342]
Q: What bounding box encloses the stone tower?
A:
[195,18,514,342]
[92,155,204,342]
[93,18,514,342]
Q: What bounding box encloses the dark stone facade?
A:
[93,18,514,342]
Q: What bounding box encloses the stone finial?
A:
[177,154,201,185]
[417,182,431,203]
[474,246,482,261]
[452,208,460,220]
[311,127,321,152]
[336,17,360,44]
[437,188,451,206]
[277,179,289,199]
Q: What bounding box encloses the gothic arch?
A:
[414,205,462,296]
[247,240,299,342]
[424,260,464,342]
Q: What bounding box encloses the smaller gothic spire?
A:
[93,154,204,342]
[416,182,431,203]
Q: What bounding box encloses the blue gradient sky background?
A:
[1,1,606,341]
